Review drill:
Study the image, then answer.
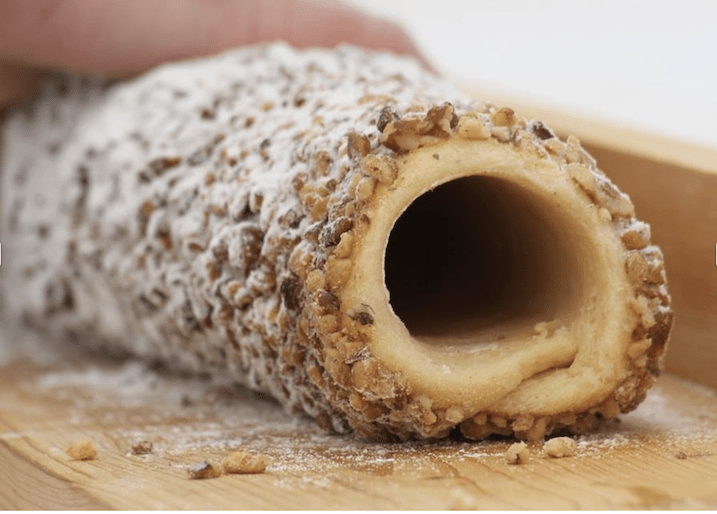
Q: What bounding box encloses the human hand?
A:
[0,0,429,110]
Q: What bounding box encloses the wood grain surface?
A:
[1,331,716,510]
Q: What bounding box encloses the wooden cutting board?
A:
[2,93,717,510]
[1,341,716,510]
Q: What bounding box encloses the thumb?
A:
[0,0,429,77]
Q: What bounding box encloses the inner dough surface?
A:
[342,139,632,415]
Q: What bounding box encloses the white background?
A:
[346,0,717,148]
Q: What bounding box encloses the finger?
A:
[246,0,431,68]
[0,0,431,78]
[0,62,46,110]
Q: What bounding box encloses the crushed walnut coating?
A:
[1,43,671,441]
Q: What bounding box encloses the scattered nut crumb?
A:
[505,442,530,464]
[543,436,577,458]
[675,450,688,460]
[130,440,153,455]
[221,450,269,474]
[187,460,222,479]
[66,439,98,461]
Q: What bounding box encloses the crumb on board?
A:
[130,440,153,455]
[187,460,222,479]
[543,436,577,458]
[221,450,269,474]
[505,442,530,464]
[66,439,98,461]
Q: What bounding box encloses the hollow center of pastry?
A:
[384,175,584,345]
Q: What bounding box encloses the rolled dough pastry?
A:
[0,44,671,440]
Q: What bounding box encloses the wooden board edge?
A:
[459,82,717,177]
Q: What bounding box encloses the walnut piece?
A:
[543,436,577,458]
[66,439,98,461]
[187,460,222,479]
[221,451,269,474]
[129,440,154,455]
[505,442,530,464]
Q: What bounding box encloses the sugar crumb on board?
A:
[505,442,530,464]
[187,460,222,479]
[66,439,98,460]
[221,450,269,474]
[543,436,577,458]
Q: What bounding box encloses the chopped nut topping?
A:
[361,154,398,184]
[317,290,340,311]
[280,275,302,310]
[376,106,399,132]
[456,115,490,140]
[320,217,353,247]
[491,107,516,127]
[532,121,554,140]
[347,132,371,160]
